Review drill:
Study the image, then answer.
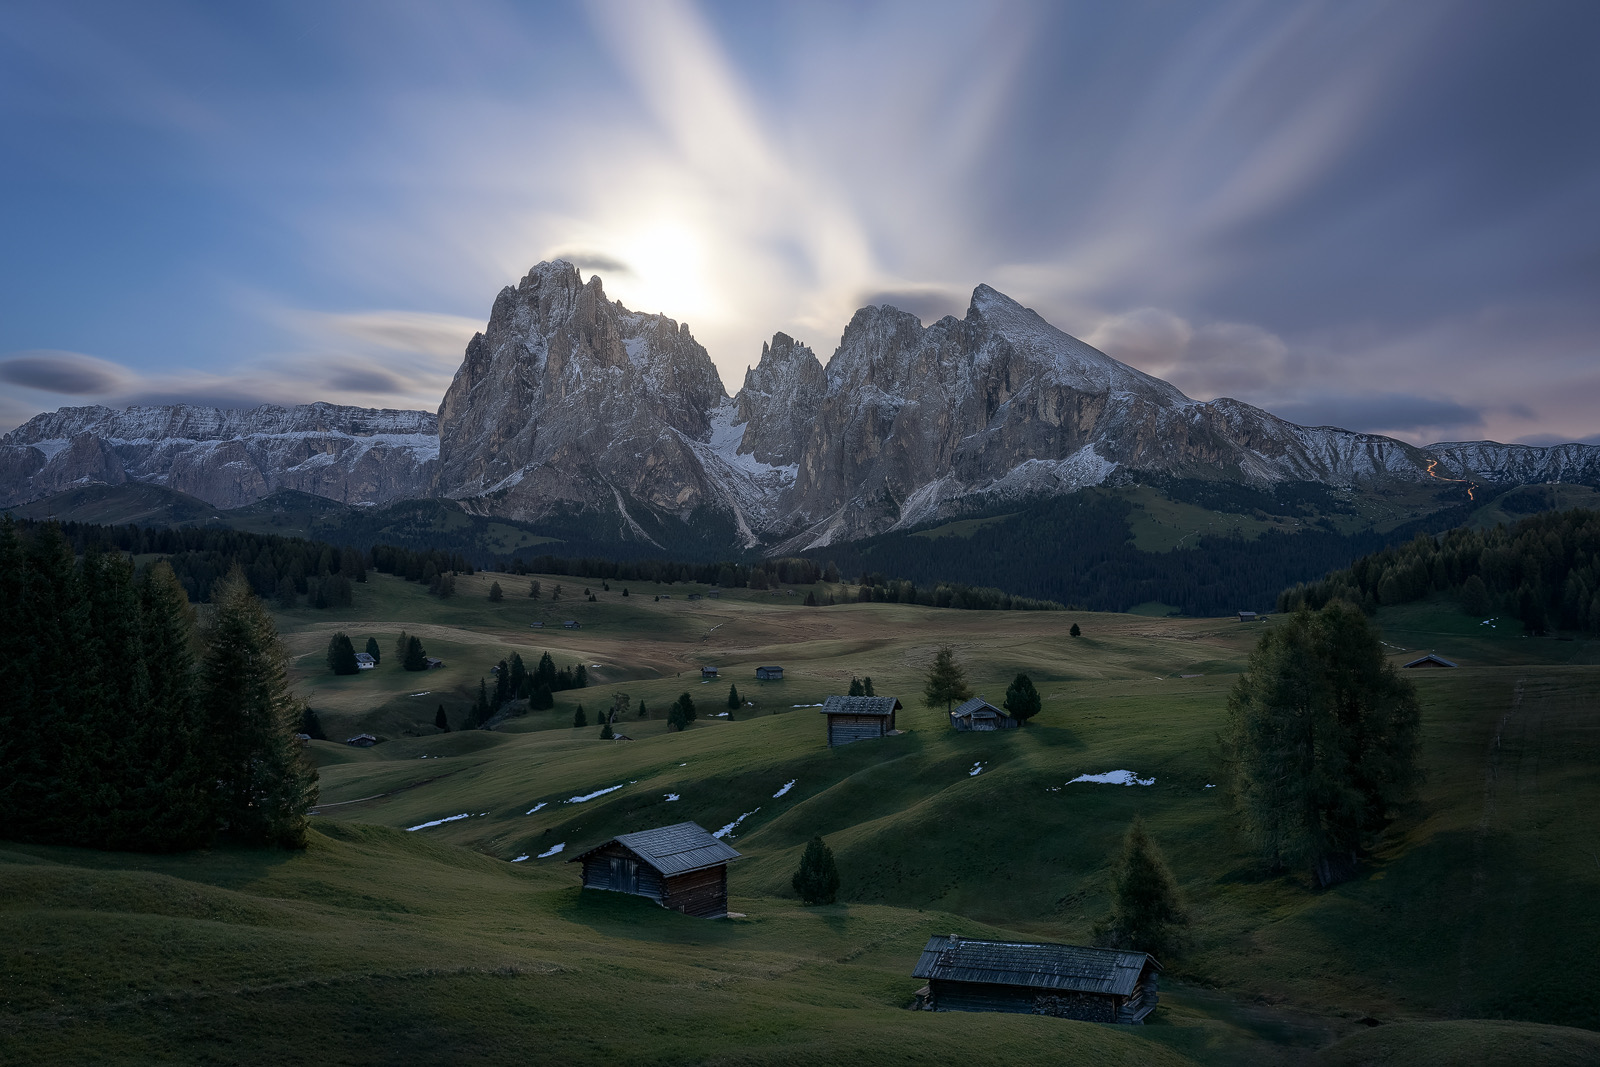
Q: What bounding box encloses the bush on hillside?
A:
[792,835,840,905]
[1003,673,1041,725]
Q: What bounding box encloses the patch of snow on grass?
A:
[1068,770,1155,787]
[792,703,824,708]
[713,808,760,839]
[409,691,431,697]
[406,813,471,832]
[526,802,547,814]
[537,842,565,858]
[773,780,796,798]
[664,793,680,802]
[566,784,625,804]
[1205,784,1216,789]
[969,762,985,776]
[511,855,528,863]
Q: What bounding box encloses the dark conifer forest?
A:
[0,518,317,852]
[1279,509,1600,633]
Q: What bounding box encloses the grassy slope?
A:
[4,574,1598,1065]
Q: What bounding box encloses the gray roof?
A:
[569,821,741,876]
[820,695,902,716]
[911,936,1157,997]
[952,697,1006,718]
[1403,653,1458,668]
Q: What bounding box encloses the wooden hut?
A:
[911,935,1160,1024]
[1237,611,1259,622]
[569,822,741,918]
[950,697,1016,731]
[821,695,901,747]
[755,665,783,681]
[1403,653,1458,669]
[701,665,719,679]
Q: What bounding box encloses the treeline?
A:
[507,554,1059,611]
[817,491,1478,616]
[507,553,834,588]
[0,519,317,851]
[1279,509,1600,633]
[9,518,368,608]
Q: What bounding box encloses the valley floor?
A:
[4,574,1599,1065]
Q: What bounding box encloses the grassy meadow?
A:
[4,570,1599,1065]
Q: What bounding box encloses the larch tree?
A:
[1097,816,1190,957]
[1224,602,1422,887]
[327,632,359,675]
[1003,673,1042,725]
[922,646,973,712]
[364,636,382,665]
[792,835,840,905]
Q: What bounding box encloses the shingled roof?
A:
[952,697,1006,718]
[569,821,742,877]
[911,936,1158,997]
[820,696,902,716]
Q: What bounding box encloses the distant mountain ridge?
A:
[5,261,1600,553]
[0,402,437,509]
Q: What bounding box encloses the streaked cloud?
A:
[0,350,134,395]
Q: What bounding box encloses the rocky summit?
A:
[6,261,1600,550]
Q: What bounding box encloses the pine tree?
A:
[791,835,840,905]
[1461,574,1490,617]
[509,653,528,701]
[862,676,875,697]
[489,581,503,602]
[395,630,410,661]
[1003,673,1042,725]
[668,692,697,731]
[473,678,490,728]
[573,704,587,728]
[848,676,864,696]
[600,722,614,740]
[1098,816,1189,957]
[531,683,554,710]
[535,652,556,690]
[492,658,510,708]
[637,699,648,718]
[403,635,427,671]
[922,646,973,712]
[529,580,541,598]
[327,632,359,675]
[435,704,450,732]
[365,636,381,665]
[75,546,149,847]
[1070,623,1082,637]
[575,664,588,688]
[727,684,741,709]
[301,706,327,740]
[198,571,318,848]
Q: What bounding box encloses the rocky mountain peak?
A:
[735,333,825,468]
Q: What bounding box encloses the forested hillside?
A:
[1279,509,1600,633]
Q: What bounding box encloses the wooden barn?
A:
[569,822,741,918]
[950,697,1016,731]
[911,936,1160,1024]
[701,665,719,679]
[821,695,901,747]
[1403,653,1458,669]
[755,665,783,681]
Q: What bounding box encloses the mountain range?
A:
[6,259,1600,560]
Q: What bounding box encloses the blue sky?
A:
[2,0,1597,445]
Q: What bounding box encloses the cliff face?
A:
[433,261,746,540]
[0,402,437,509]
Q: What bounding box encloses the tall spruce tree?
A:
[435,704,450,732]
[403,635,427,671]
[327,632,359,675]
[727,684,741,709]
[1003,673,1042,725]
[198,571,318,848]
[124,560,214,850]
[364,636,382,665]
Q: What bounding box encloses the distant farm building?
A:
[912,936,1160,1024]
[1403,653,1458,669]
[530,621,544,628]
[424,657,446,670]
[821,695,901,747]
[1237,611,1260,622]
[708,589,721,598]
[354,652,376,670]
[688,593,702,601]
[755,665,784,681]
[701,666,719,679]
[570,822,741,918]
[563,620,581,629]
[950,697,1016,731]
[345,733,377,748]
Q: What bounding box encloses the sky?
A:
[2,0,1598,446]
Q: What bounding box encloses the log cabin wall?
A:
[661,864,728,917]
[927,980,1118,1023]
[826,714,889,747]
[579,843,664,901]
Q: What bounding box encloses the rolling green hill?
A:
[4,573,1598,1064]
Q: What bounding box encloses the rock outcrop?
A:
[0,403,437,509]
